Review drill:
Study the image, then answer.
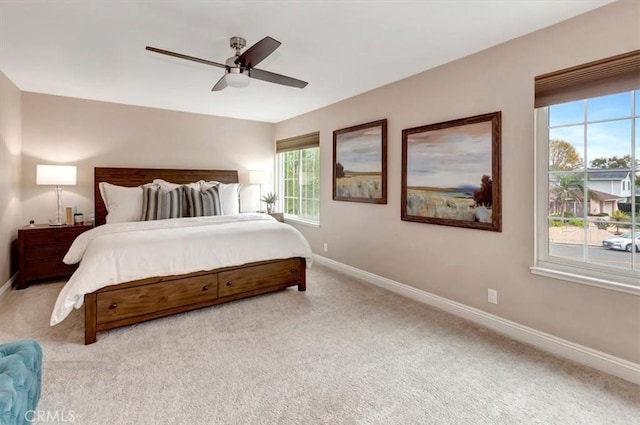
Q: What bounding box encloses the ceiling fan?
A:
[145,36,308,91]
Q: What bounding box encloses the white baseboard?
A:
[0,273,16,299]
[313,254,640,385]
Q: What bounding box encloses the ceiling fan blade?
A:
[211,75,228,91]
[249,68,308,88]
[146,46,227,69]
[234,36,281,69]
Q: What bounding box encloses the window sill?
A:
[530,264,640,296]
[284,216,320,228]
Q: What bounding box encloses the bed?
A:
[53,167,311,344]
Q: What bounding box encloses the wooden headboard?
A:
[94,167,239,226]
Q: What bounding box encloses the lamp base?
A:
[47,212,66,227]
[48,218,66,226]
[48,186,66,226]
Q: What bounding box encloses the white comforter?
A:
[50,214,313,325]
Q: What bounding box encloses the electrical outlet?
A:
[488,289,498,304]
[323,243,328,252]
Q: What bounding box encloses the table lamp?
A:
[36,164,77,226]
[249,170,269,212]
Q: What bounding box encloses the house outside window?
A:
[275,132,320,225]
[532,51,639,293]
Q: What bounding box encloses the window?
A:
[276,132,320,224]
[532,51,640,293]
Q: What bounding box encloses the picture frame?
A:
[333,119,387,204]
[401,111,501,232]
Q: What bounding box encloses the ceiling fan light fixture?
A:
[225,69,250,88]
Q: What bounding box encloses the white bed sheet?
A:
[50,213,313,325]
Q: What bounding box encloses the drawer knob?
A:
[290,268,296,273]
[202,286,209,292]
[226,281,232,286]
[108,303,117,310]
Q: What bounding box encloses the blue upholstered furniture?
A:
[0,340,42,425]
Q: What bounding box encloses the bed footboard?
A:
[83,257,306,344]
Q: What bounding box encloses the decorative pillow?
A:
[98,182,144,223]
[152,179,201,216]
[216,183,242,215]
[141,185,184,221]
[185,186,222,217]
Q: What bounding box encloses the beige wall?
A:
[276,0,640,363]
[21,94,276,224]
[0,71,22,285]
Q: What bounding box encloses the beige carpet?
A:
[0,264,638,424]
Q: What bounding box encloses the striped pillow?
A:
[141,185,184,221]
[185,186,222,217]
[152,179,202,216]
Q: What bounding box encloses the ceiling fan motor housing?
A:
[229,36,246,55]
[226,36,248,85]
[225,54,248,84]
[225,38,249,87]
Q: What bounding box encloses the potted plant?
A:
[261,192,278,213]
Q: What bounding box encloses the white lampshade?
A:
[36,164,77,186]
[225,72,250,88]
[249,170,269,185]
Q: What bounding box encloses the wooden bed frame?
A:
[83,167,306,344]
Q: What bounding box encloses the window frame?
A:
[532,101,639,295]
[276,146,320,226]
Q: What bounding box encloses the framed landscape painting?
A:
[401,112,501,232]
[333,119,387,204]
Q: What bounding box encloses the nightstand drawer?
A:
[18,223,92,289]
[25,244,69,262]
[24,229,83,246]
[23,259,78,281]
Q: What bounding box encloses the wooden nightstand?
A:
[267,212,284,222]
[17,223,93,289]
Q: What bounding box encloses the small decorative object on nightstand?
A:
[268,212,284,222]
[261,192,278,214]
[17,223,92,289]
[73,213,84,225]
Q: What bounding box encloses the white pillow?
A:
[99,182,144,223]
[153,179,202,191]
[216,183,242,215]
[199,180,219,191]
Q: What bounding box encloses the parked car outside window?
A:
[602,232,640,252]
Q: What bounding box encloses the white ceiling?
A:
[0,1,613,123]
